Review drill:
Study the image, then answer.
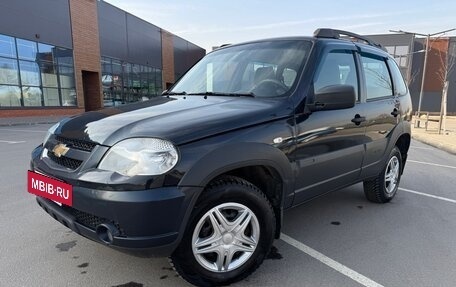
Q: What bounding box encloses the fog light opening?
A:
[96,223,119,245]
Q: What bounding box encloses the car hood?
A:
[55,96,289,146]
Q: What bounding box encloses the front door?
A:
[292,47,366,204]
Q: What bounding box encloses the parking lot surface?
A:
[1,124,455,287]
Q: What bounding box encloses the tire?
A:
[363,146,403,203]
[170,176,276,286]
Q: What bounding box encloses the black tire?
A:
[170,176,276,286]
[364,146,403,203]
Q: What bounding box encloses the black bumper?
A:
[35,184,201,257]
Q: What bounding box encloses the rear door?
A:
[358,51,400,178]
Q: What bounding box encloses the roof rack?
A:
[314,28,386,51]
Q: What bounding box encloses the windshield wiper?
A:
[162,91,187,95]
[187,92,255,98]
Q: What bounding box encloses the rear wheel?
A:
[364,146,402,203]
[170,176,275,286]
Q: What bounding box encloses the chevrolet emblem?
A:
[52,143,70,158]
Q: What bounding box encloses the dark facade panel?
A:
[447,39,456,114]
[0,0,72,48]
[187,42,206,69]
[126,15,162,68]
[173,35,205,79]
[367,34,414,47]
[409,38,456,113]
[97,1,128,61]
[409,39,425,110]
[173,36,189,79]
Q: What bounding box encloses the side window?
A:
[360,54,393,100]
[314,50,358,99]
[388,59,407,96]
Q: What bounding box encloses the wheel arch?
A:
[178,142,294,238]
[394,133,411,174]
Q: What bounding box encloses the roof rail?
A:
[314,28,386,51]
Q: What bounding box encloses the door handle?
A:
[351,114,366,125]
[391,108,399,117]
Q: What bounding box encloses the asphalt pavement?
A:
[1,124,455,287]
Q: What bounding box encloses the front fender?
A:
[179,142,295,208]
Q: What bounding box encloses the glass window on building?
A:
[384,45,409,68]
[22,86,42,106]
[39,62,58,88]
[155,69,163,95]
[37,43,55,62]
[58,64,75,88]
[385,46,395,55]
[43,87,60,106]
[0,57,19,85]
[394,45,409,67]
[100,56,163,106]
[19,60,41,86]
[0,35,16,58]
[0,85,21,107]
[61,88,76,106]
[0,33,76,108]
[17,39,38,61]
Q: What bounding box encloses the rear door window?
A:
[360,54,393,100]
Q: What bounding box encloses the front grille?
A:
[55,136,97,152]
[47,151,83,170]
[62,206,125,236]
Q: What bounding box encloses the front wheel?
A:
[364,146,403,203]
[170,176,275,286]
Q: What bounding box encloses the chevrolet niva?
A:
[29,29,412,286]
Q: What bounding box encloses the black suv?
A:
[29,29,412,286]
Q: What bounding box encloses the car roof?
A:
[212,29,389,58]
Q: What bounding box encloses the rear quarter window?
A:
[388,58,408,96]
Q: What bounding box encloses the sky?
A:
[104,0,456,52]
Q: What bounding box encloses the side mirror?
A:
[309,84,356,111]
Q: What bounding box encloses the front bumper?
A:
[35,184,201,257]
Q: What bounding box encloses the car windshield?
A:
[169,40,313,98]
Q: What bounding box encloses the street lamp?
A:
[389,28,456,124]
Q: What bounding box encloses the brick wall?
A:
[69,0,102,110]
[424,38,449,92]
[161,30,175,89]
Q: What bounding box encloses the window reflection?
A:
[59,65,75,88]
[61,88,76,106]
[101,56,163,106]
[43,87,60,106]
[0,57,19,85]
[40,62,58,87]
[22,86,42,106]
[0,33,76,108]
[17,39,38,61]
[0,85,21,107]
[19,61,41,86]
[0,35,16,58]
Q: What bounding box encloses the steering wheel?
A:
[250,79,289,97]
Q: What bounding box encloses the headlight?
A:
[44,122,59,145]
[98,138,179,176]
